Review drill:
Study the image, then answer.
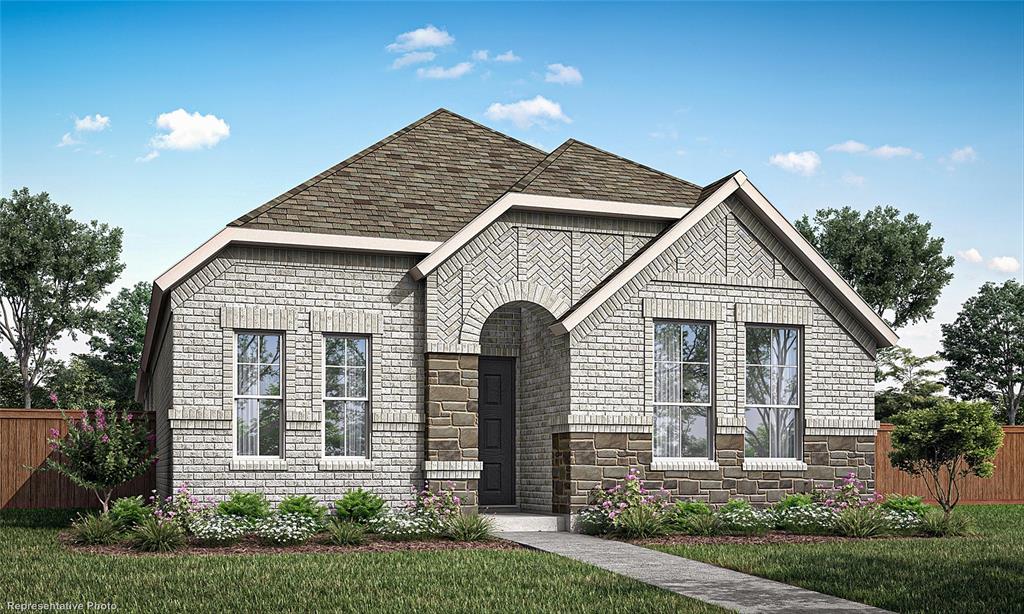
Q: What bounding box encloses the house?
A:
[136,109,897,515]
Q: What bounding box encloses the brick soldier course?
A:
[137,108,897,517]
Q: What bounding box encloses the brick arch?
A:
[461,281,571,346]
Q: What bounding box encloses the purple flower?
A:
[49,427,60,439]
[100,434,110,443]
[49,392,59,405]
[126,413,134,422]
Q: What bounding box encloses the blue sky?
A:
[2,1,1022,357]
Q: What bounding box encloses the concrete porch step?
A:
[483,512,569,532]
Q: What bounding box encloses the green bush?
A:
[129,517,185,552]
[881,494,930,518]
[719,499,753,513]
[613,505,667,539]
[665,500,712,533]
[717,500,770,535]
[444,513,496,542]
[278,495,327,525]
[217,491,271,519]
[255,513,320,545]
[920,509,973,537]
[69,513,119,545]
[109,496,149,530]
[326,518,367,546]
[775,493,814,510]
[685,512,722,536]
[833,506,889,538]
[334,489,385,524]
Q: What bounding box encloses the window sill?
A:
[742,459,807,471]
[318,458,374,471]
[230,458,288,471]
[650,459,720,471]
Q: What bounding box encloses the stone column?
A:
[424,353,481,511]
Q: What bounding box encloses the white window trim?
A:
[652,320,715,461]
[232,330,285,460]
[743,324,802,460]
[321,333,372,460]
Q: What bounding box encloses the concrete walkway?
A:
[500,531,890,614]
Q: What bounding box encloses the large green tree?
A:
[941,280,1024,425]
[79,281,151,409]
[0,188,124,408]
[796,206,954,329]
[874,346,945,422]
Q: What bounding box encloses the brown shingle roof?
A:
[231,110,706,241]
[230,109,547,241]
[511,139,702,207]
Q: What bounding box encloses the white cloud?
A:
[950,146,977,163]
[471,50,489,61]
[74,114,111,132]
[768,151,821,176]
[869,144,917,159]
[149,109,230,151]
[494,50,520,62]
[135,151,160,163]
[485,95,571,129]
[827,140,868,153]
[56,132,81,148]
[544,63,583,85]
[988,256,1021,273]
[392,51,435,69]
[386,25,454,53]
[416,62,473,80]
[841,171,866,187]
[957,248,983,263]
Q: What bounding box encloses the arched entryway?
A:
[477,301,569,512]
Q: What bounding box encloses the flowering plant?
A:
[578,468,671,535]
[43,400,155,513]
[815,472,883,510]
[255,513,321,545]
[148,483,211,531]
[407,481,461,525]
[191,514,251,545]
[368,512,438,540]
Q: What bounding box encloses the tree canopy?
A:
[0,188,124,408]
[941,280,1024,425]
[795,206,954,329]
[79,281,152,409]
[874,346,944,422]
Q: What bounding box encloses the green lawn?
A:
[1,510,721,613]
[650,504,1024,614]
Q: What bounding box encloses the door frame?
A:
[478,355,516,507]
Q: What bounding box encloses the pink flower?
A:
[126,413,134,422]
[49,392,59,405]
[49,428,60,439]
[100,434,110,443]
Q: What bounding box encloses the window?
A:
[323,335,369,457]
[653,321,712,458]
[235,332,282,457]
[744,326,800,458]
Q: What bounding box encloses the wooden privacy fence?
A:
[875,423,1024,504]
[0,409,155,509]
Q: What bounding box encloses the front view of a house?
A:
[137,109,897,516]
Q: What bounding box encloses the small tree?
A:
[941,280,1024,425]
[889,401,1003,517]
[44,406,155,513]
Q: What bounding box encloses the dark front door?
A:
[478,357,515,506]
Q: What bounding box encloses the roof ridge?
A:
[565,138,704,191]
[509,139,575,193]
[435,108,547,155]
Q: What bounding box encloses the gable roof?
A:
[549,171,899,349]
[230,109,547,242]
[511,139,703,206]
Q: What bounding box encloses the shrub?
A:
[69,513,119,545]
[717,500,770,535]
[326,518,367,546]
[719,498,753,513]
[130,517,185,552]
[109,496,149,530]
[444,513,496,542]
[889,400,1003,517]
[334,488,385,524]
[149,483,211,531]
[278,495,327,526]
[408,482,461,526]
[775,493,814,510]
[368,512,437,540]
[254,513,320,545]
[665,500,713,533]
[217,491,271,520]
[613,505,667,539]
[43,407,155,513]
[772,503,837,534]
[881,494,930,518]
[577,468,671,535]
[834,505,889,538]
[190,514,250,545]
[685,512,723,536]
[920,509,973,537]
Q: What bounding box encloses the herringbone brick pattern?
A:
[519,227,572,299]
[731,218,778,279]
[573,232,624,303]
[676,213,728,276]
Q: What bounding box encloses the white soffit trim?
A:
[409,192,690,280]
[549,172,900,349]
[549,174,743,336]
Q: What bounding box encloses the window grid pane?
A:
[744,326,800,458]
[324,335,370,457]
[653,321,712,459]
[235,333,282,457]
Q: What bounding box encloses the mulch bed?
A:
[59,531,523,557]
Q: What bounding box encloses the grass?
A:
[1,509,722,613]
[650,504,1024,614]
